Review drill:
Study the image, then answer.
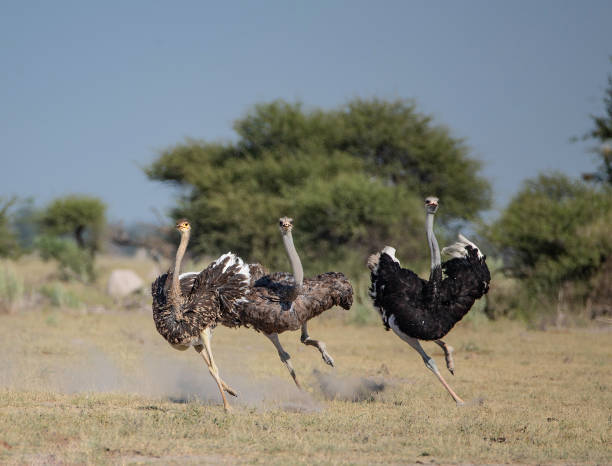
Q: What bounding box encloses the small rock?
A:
[106,269,144,298]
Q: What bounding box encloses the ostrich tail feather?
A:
[442,234,484,259]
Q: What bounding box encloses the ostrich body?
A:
[235,217,353,388]
[368,197,491,404]
[151,219,250,410]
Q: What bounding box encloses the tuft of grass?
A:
[0,261,24,313]
[39,282,81,308]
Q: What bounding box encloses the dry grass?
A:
[0,305,610,465]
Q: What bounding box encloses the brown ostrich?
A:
[235,217,353,388]
[151,219,250,411]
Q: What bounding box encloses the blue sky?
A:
[1,1,611,223]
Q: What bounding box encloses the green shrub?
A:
[35,235,95,282]
[487,173,612,319]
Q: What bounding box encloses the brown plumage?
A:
[233,217,354,388]
[237,271,353,334]
[151,219,250,411]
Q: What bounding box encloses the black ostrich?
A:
[151,219,251,411]
[367,197,491,405]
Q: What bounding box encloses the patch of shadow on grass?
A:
[313,369,387,402]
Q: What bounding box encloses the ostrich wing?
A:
[371,253,428,332]
[439,246,491,320]
[152,253,251,344]
[254,272,300,302]
[238,271,353,335]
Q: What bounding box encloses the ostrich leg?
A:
[200,328,233,411]
[194,344,238,397]
[405,336,464,405]
[300,322,334,367]
[389,318,464,405]
[434,340,455,375]
[265,333,301,389]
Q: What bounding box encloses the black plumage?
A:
[370,244,490,341]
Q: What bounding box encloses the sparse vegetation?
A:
[0,310,609,464]
[0,261,23,313]
[39,282,81,308]
[1,71,611,464]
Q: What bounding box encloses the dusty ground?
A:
[0,308,610,464]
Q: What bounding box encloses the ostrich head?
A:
[175,218,191,233]
[278,216,294,234]
[425,196,439,214]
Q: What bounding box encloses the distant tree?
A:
[230,99,492,221]
[36,195,106,282]
[581,63,612,185]
[146,98,491,274]
[11,198,38,251]
[488,173,612,297]
[0,197,19,257]
[39,195,106,254]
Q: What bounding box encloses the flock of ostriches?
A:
[152,197,491,410]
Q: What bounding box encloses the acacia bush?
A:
[147,98,491,277]
[39,195,106,254]
[486,173,612,320]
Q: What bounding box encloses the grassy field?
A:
[0,304,610,465]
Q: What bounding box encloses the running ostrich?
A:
[151,219,250,411]
[367,197,490,405]
[236,217,353,388]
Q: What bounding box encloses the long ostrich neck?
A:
[169,229,190,310]
[282,230,303,289]
[426,211,441,272]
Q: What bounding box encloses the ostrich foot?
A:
[301,323,335,367]
[222,381,238,397]
[318,345,335,367]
